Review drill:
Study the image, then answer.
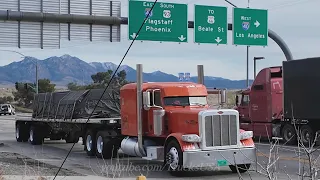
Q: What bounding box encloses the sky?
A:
[0,0,319,80]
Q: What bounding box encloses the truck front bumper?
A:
[183,147,256,168]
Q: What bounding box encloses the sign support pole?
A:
[246,0,250,88]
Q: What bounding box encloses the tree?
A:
[67,82,86,91]
[116,70,129,86]
[67,70,129,91]
[6,96,13,102]
[38,78,55,93]
[13,79,55,107]
[0,96,13,104]
[91,70,113,84]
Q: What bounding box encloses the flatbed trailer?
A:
[17,116,121,124]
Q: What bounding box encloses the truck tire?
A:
[85,129,96,156]
[29,126,43,145]
[16,123,29,142]
[300,125,314,146]
[164,140,186,176]
[95,131,120,159]
[229,164,251,173]
[282,124,297,145]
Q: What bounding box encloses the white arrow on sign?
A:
[254,20,260,28]
[178,35,186,41]
[215,37,222,43]
[130,33,139,39]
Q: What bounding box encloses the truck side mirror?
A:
[220,89,227,104]
[235,95,239,106]
[142,91,151,110]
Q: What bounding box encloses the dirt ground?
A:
[0,152,81,176]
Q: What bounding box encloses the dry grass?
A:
[15,106,33,113]
[0,87,14,98]
[207,90,238,108]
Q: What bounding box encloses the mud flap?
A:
[272,123,281,138]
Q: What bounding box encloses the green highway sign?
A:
[232,8,268,46]
[194,5,227,44]
[128,0,188,42]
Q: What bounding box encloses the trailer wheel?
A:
[95,131,120,159]
[85,129,96,156]
[16,123,29,142]
[229,164,251,173]
[300,125,314,146]
[164,140,186,176]
[282,124,297,145]
[29,126,43,145]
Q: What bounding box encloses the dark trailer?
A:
[283,57,320,143]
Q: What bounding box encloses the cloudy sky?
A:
[0,0,318,80]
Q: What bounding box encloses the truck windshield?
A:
[163,96,207,106]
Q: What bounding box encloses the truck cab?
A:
[120,82,256,175]
[236,67,283,138]
[121,82,210,137]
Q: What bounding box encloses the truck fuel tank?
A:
[120,136,156,157]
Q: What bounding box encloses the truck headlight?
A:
[182,134,201,143]
[240,131,253,140]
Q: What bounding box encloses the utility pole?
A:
[253,57,265,79]
[224,0,250,87]
[35,60,38,94]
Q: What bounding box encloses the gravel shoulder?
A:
[0,151,82,176]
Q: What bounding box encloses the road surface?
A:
[0,113,317,179]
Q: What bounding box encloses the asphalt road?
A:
[0,113,317,180]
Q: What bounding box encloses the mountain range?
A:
[0,54,253,89]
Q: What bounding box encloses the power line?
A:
[267,0,316,10]
[226,0,316,20]
[52,0,159,179]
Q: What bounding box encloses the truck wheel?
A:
[282,124,297,145]
[164,140,185,176]
[29,126,43,145]
[300,125,314,146]
[229,164,251,173]
[95,131,120,159]
[85,129,96,156]
[16,123,29,142]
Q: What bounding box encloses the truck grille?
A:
[204,114,238,147]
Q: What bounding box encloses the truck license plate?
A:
[217,160,227,166]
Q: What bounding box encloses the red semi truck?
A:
[15,64,255,176]
[236,57,320,145]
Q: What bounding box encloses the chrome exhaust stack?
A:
[136,64,146,157]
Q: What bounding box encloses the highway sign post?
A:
[232,8,268,46]
[185,72,191,81]
[128,0,188,42]
[178,73,185,81]
[194,5,227,44]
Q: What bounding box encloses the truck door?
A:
[238,94,250,122]
[249,83,272,136]
[147,89,163,136]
